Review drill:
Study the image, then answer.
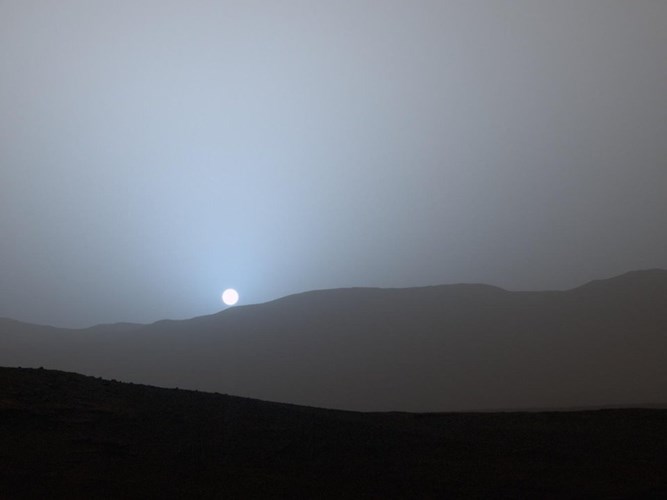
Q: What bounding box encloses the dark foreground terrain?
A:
[1,367,666,499]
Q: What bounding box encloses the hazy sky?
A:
[1,1,666,327]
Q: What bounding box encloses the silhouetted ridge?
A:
[2,270,667,412]
[82,322,145,333]
[257,283,508,310]
[575,268,667,291]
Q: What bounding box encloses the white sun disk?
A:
[222,288,239,306]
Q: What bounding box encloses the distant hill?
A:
[1,367,666,498]
[1,269,667,411]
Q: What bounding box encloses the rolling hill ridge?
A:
[2,269,666,411]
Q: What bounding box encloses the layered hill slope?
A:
[2,367,667,498]
[2,270,667,411]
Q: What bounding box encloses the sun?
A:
[221,288,239,306]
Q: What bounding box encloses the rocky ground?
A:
[1,367,666,498]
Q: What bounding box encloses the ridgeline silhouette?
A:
[2,269,667,412]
